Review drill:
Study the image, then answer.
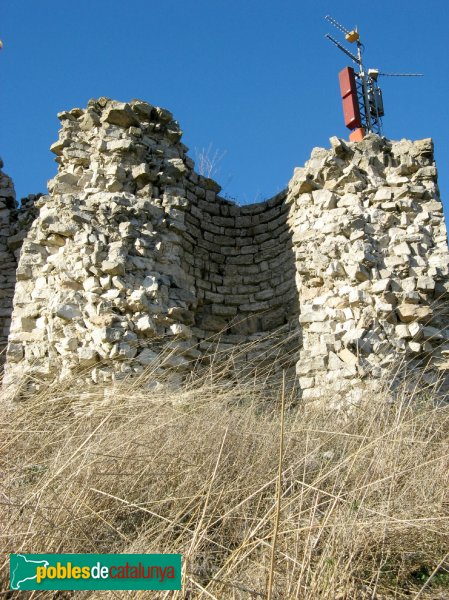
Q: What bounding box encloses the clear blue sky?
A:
[1,1,448,213]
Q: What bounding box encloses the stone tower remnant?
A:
[2,98,448,402]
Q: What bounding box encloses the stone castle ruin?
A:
[1,97,449,402]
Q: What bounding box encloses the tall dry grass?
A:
[1,347,448,599]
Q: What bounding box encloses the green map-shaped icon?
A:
[10,555,49,590]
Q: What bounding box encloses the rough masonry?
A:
[0,164,17,365]
[0,165,37,367]
[2,98,449,402]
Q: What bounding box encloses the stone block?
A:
[56,304,82,320]
[416,276,435,292]
[102,102,138,128]
[78,347,99,366]
[135,316,158,337]
[136,349,158,365]
[299,310,327,324]
[397,304,432,323]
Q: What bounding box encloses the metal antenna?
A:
[325,17,376,135]
[377,72,424,77]
[324,15,423,138]
[325,15,351,36]
[324,34,360,66]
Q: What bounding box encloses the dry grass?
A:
[1,350,448,599]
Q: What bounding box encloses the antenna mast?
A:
[324,15,423,140]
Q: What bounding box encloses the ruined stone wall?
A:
[3,98,449,401]
[0,164,18,364]
[183,190,297,345]
[0,166,38,367]
[288,136,449,402]
[3,99,300,386]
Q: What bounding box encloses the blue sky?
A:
[1,1,448,213]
